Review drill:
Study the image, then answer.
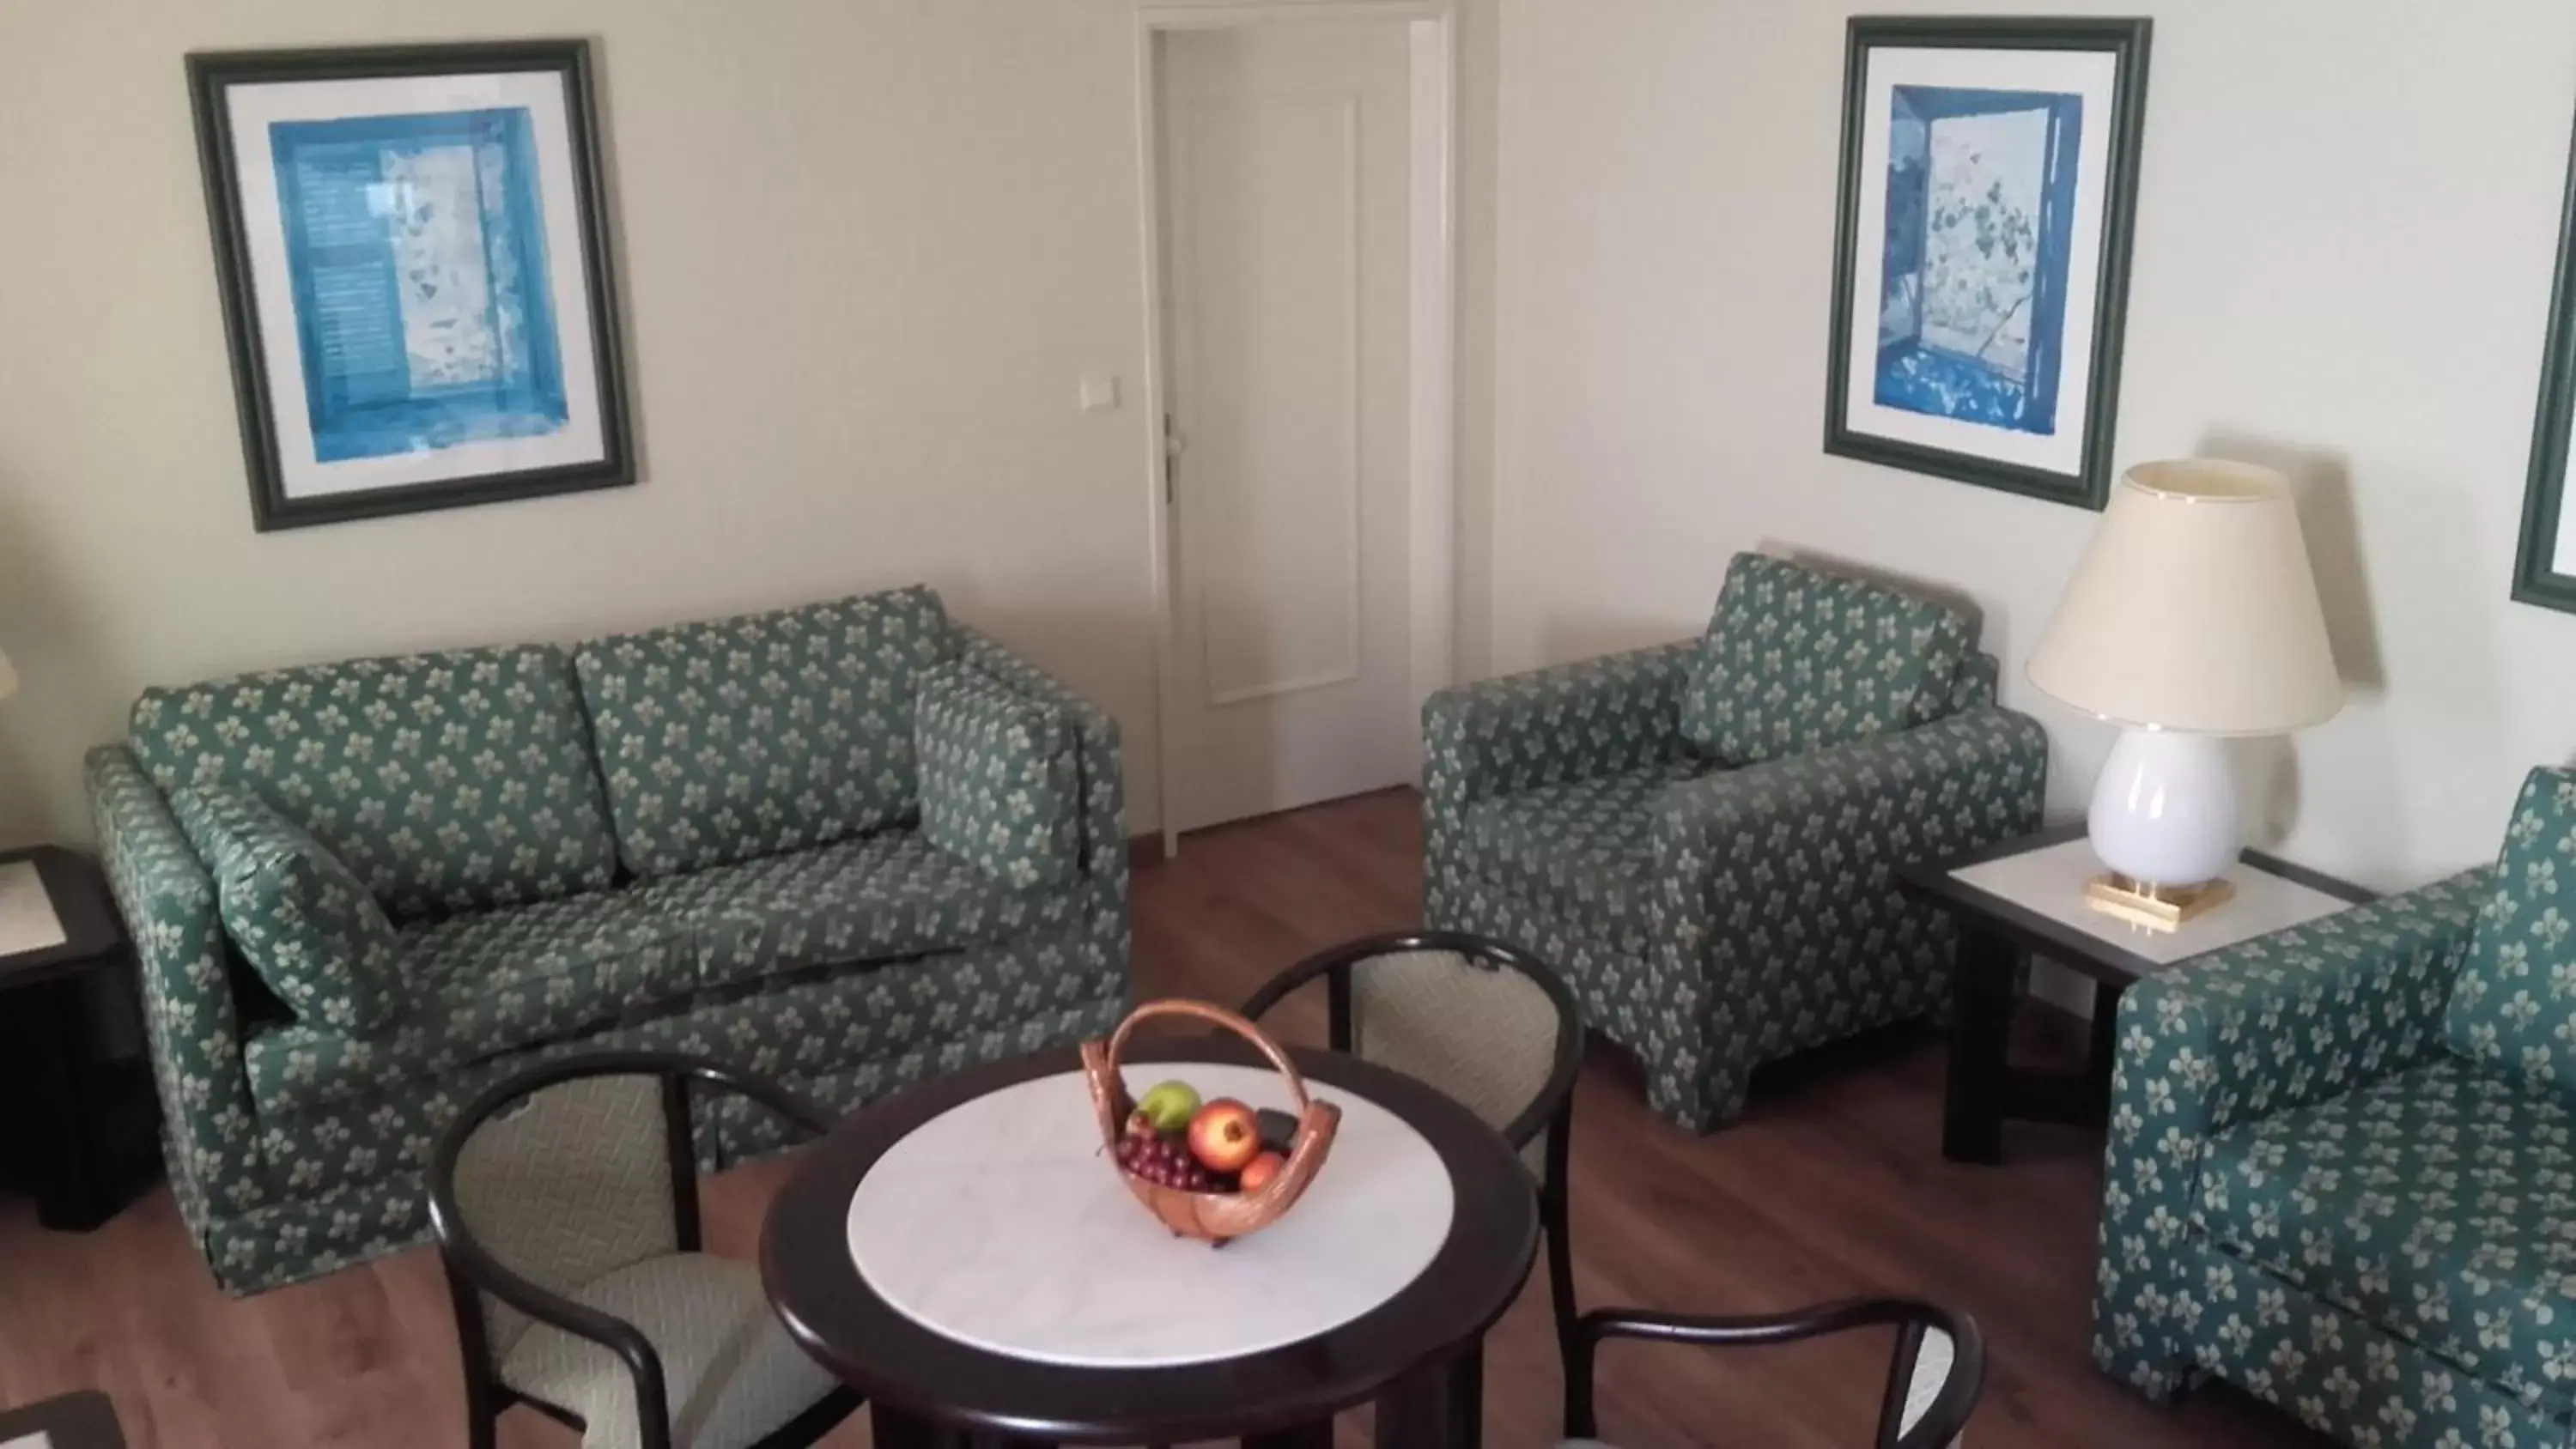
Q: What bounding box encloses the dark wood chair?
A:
[1242,930,1586,1372]
[1562,1297,1985,1448]
[426,1050,863,1449]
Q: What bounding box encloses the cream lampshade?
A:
[2027,459,2342,927]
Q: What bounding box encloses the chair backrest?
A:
[1242,931,1583,1173]
[427,1052,826,1367]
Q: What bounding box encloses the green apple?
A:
[1137,1079,1202,1133]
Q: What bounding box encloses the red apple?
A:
[1236,1149,1288,1194]
[1186,1099,1262,1173]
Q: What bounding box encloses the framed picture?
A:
[1824,17,2153,510]
[187,40,632,531]
[2515,102,2576,615]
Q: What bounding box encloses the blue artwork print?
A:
[269,108,568,463]
[1875,86,2081,435]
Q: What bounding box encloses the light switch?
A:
[1079,372,1121,413]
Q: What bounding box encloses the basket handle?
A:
[1083,998,1316,1153]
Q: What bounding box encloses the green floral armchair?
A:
[1423,554,2048,1132]
[2095,766,2576,1448]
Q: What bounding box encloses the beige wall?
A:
[0,0,1500,849]
[1494,0,2576,898]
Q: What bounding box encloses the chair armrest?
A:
[2092,866,2487,1388]
[88,745,268,1217]
[1650,707,2050,931]
[1566,1298,1983,1449]
[1423,640,1700,806]
[952,625,1126,883]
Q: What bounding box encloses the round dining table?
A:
[761,1035,1539,1447]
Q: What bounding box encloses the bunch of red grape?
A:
[1116,1128,1218,1192]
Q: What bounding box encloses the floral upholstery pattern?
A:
[241,891,700,1117]
[2447,767,2576,1098]
[90,600,1132,1295]
[1459,763,1701,955]
[2087,858,2571,1446]
[1425,565,2044,1133]
[574,587,955,878]
[128,646,619,919]
[2196,1058,2576,1417]
[1678,553,1973,767]
[917,660,1081,888]
[168,784,402,1034]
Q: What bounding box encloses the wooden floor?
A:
[0,790,2324,1448]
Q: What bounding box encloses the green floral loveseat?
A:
[1423,553,2048,1132]
[89,585,1129,1294]
[2095,766,2576,1448]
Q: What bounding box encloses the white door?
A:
[1160,20,1418,834]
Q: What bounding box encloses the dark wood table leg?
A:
[1243,1421,1335,1449]
[1376,1341,1482,1449]
[870,1404,1054,1449]
[27,977,112,1231]
[1941,924,2020,1166]
[2087,979,2125,1113]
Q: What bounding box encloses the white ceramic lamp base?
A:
[2085,727,2239,929]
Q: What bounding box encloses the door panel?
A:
[1163,21,1413,833]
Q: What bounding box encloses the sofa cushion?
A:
[242,890,697,1118]
[1679,554,1971,767]
[2195,1058,2576,1415]
[575,585,957,879]
[2448,767,2576,1099]
[130,646,618,919]
[916,662,1080,888]
[637,830,1089,989]
[170,785,402,1034]
[1459,764,1691,955]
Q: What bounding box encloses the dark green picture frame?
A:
[1823,16,2153,511]
[2513,101,2576,615]
[187,39,635,532]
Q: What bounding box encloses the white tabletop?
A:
[844,1060,1455,1369]
[1950,837,2357,967]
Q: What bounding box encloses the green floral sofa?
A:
[88,585,1129,1294]
[1423,553,2048,1132]
[2094,765,2576,1448]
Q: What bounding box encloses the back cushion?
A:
[168,785,402,1033]
[2446,767,2576,1096]
[130,646,618,919]
[574,585,957,878]
[1678,554,1973,766]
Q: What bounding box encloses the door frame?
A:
[1133,0,1459,851]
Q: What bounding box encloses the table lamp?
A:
[2026,459,2342,930]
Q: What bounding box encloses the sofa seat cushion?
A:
[1679,553,1972,767]
[2196,1058,2576,1414]
[244,891,696,1118]
[1459,765,1688,955]
[2447,766,2576,1098]
[130,645,619,919]
[170,785,403,1033]
[575,585,957,879]
[638,831,1085,989]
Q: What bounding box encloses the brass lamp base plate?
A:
[2083,874,2235,933]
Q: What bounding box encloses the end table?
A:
[1898,824,2372,1165]
[0,846,158,1229]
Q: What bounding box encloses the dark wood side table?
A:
[1898,824,2373,1166]
[0,846,157,1229]
[0,1391,125,1448]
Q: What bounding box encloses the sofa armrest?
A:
[1649,706,2050,935]
[88,745,265,1216]
[2091,866,2487,1391]
[951,625,1127,882]
[917,661,1083,888]
[1423,640,1700,807]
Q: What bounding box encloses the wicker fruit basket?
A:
[1080,998,1341,1244]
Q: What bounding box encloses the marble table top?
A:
[844,1059,1455,1368]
